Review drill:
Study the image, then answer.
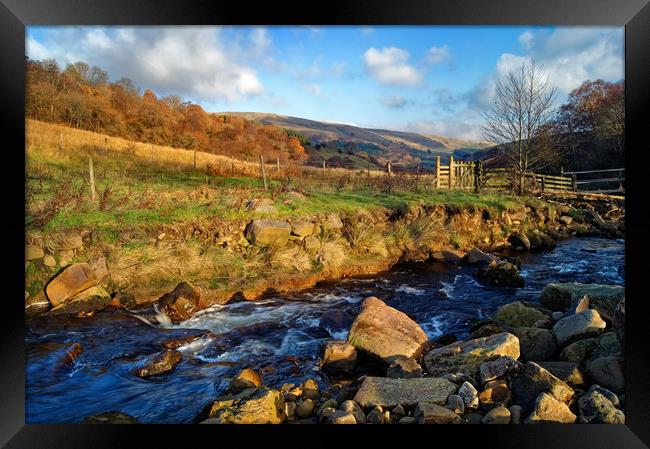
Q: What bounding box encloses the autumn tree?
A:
[481,60,560,194]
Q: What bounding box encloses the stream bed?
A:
[26,237,624,423]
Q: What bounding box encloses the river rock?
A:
[476,262,525,287]
[88,256,109,281]
[479,379,511,410]
[158,281,202,323]
[82,412,140,424]
[285,401,297,419]
[482,405,511,424]
[578,388,625,424]
[470,322,506,339]
[479,356,523,384]
[495,302,547,328]
[538,361,585,387]
[25,291,51,316]
[585,356,625,392]
[431,249,466,263]
[588,385,620,407]
[319,309,354,334]
[462,412,484,424]
[325,411,356,424]
[540,283,624,320]
[136,349,183,377]
[320,340,357,373]
[508,232,531,251]
[229,368,263,393]
[43,254,56,267]
[340,400,366,424]
[290,220,315,238]
[423,332,520,378]
[301,379,320,401]
[458,381,479,409]
[111,292,137,309]
[208,389,286,424]
[464,248,498,266]
[560,338,597,365]
[553,309,606,346]
[386,356,422,379]
[25,244,44,260]
[527,230,556,251]
[446,394,465,415]
[510,362,574,413]
[296,398,316,418]
[347,296,429,362]
[55,234,84,251]
[245,219,291,247]
[49,286,111,315]
[366,406,385,424]
[45,262,99,306]
[415,402,462,424]
[353,376,457,408]
[559,216,573,225]
[524,392,576,424]
[513,327,557,362]
[509,405,523,424]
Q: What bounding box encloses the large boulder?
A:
[431,249,466,263]
[25,291,51,316]
[290,221,315,238]
[245,219,292,247]
[495,302,547,328]
[513,327,557,362]
[49,286,111,315]
[540,283,624,320]
[320,340,357,373]
[347,297,429,362]
[45,263,99,306]
[510,362,574,413]
[479,356,523,384]
[423,332,520,378]
[578,388,625,424]
[463,248,498,266]
[386,356,422,379]
[205,389,286,424]
[158,282,202,323]
[136,350,183,377]
[585,356,625,393]
[552,310,606,347]
[524,392,576,424]
[353,376,456,408]
[476,262,524,288]
[321,214,344,231]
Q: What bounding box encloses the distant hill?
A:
[221,112,493,171]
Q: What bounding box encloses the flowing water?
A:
[26,237,624,423]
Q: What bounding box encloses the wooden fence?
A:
[561,168,625,195]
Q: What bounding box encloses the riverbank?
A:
[25,187,624,320]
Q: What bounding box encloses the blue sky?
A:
[26,26,623,140]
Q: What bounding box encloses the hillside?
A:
[223,112,493,171]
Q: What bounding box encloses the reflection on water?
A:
[26,237,624,423]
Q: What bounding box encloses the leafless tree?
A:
[481,60,560,194]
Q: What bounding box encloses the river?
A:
[25,237,624,423]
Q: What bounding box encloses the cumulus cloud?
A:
[380,95,408,109]
[363,47,422,86]
[425,45,451,65]
[26,26,265,101]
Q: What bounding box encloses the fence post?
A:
[541,175,546,192]
[435,155,441,189]
[387,161,392,176]
[474,160,481,194]
[88,156,96,201]
[448,155,455,189]
[572,173,577,192]
[322,159,326,176]
[193,150,197,170]
[104,137,108,156]
[59,133,64,155]
[618,169,623,191]
[259,154,268,190]
[277,157,280,174]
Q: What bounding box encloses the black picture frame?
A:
[2,0,649,447]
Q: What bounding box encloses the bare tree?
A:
[481,60,560,194]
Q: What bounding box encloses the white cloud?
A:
[518,30,534,50]
[361,27,375,36]
[425,45,451,65]
[363,47,422,86]
[406,119,483,141]
[26,27,265,101]
[380,95,408,109]
[303,83,322,96]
